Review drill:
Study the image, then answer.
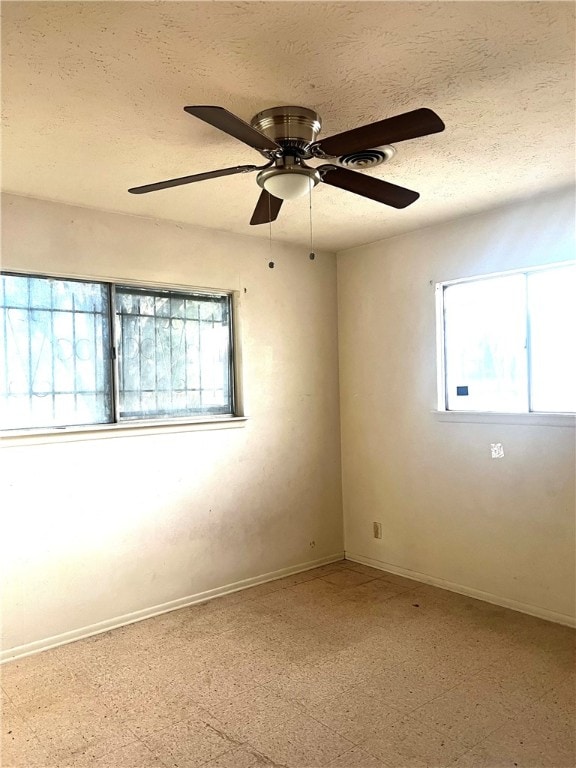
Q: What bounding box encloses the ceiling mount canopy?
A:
[250,105,322,151]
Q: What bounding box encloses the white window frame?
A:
[435,262,576,427]
[0,271,247,442]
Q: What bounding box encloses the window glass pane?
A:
[528,265,576,413]
[0,274,112,429]
[444,274,528,412]
[116,288,232,420]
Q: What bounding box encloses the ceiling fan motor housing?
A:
[251,106,322,153]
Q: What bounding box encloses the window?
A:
[115,286,232,420]
[0,273,235,431]
[437,263,576,414]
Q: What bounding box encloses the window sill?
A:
[0,415,249,446]
[433,411,575,427]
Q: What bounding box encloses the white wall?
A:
[338,187,576,625]
[0,194,343,656]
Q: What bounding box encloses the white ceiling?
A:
[2,2,574,251]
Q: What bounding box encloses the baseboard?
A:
[345,551,576,628]
[0,552,345,663]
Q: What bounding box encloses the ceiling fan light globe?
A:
[263,172,313,200]
[257,167,321,201]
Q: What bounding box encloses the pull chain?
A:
[268,192,274,269]
[309,183,315,261]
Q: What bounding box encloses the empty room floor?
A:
[2,560,575,768]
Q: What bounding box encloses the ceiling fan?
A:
[128,105,445,225]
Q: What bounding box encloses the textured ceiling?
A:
[1,1,574,251]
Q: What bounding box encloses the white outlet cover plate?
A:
[491,443,505,459]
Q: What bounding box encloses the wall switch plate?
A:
[491,443,504,459]
[373,521,382,539]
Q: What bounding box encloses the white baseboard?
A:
[345,551,576,628]
[1,552,345,663]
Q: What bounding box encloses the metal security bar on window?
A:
[115,287,232,420]
[1,274,236,432]
[0,274,112,430]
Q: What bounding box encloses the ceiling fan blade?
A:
[184,106,280,152]
[319,165,419,209]
[316,108,445,157]
[128,164,258,194]
[250,190,283,225]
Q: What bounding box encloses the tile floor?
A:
[1,560,575,768]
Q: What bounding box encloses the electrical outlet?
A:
[373,522,382,539]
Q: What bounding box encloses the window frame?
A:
[435,261,576,426]
[0,270,245,439]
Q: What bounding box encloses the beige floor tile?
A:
[235,580,296,601]
[137,601,277,652]
[1,698,19,719]
[424,627,517,672]
[320,570,378,589]
[1,653,85,712]
[208,686,305,742]
[306,562,348,577]
[340,578,415,605]
[245,711,354,767]
[97,675,216,737]
[274,568,325,586]
[358,568,420,590]
[510,686,576,744]
[268,603,354,642]
[184,600,278,638]
[1,649,67,681]
[358,657,464,714]
[391,632,504,680]
[140,715,238,768]
[454,725,576,768]
[463,651,569,704]
[229,567,334,603]
[304,685,404,743]
[341,561,389,576]
[359,714,470,768]
[327,745,389,767]
[410,677,532,748]
[19,693,135,762]
[501,641,574,688]
[224,654,281,690]
[544,676,576,712]
[341,563,422,592]
[314,639,407,684]
[220,618,312,662]
[367,607,430,635]
[265,653,367,708]
[65,740,160,768]
[255,579,345,614]
[246,589,308,614]
[89,741,167,767]
[260,634,338,670]
[202,744,276,767]
[70,645,171,686]
[514,614,576,652]
[169,664,260,708]
[1,702,53,768]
